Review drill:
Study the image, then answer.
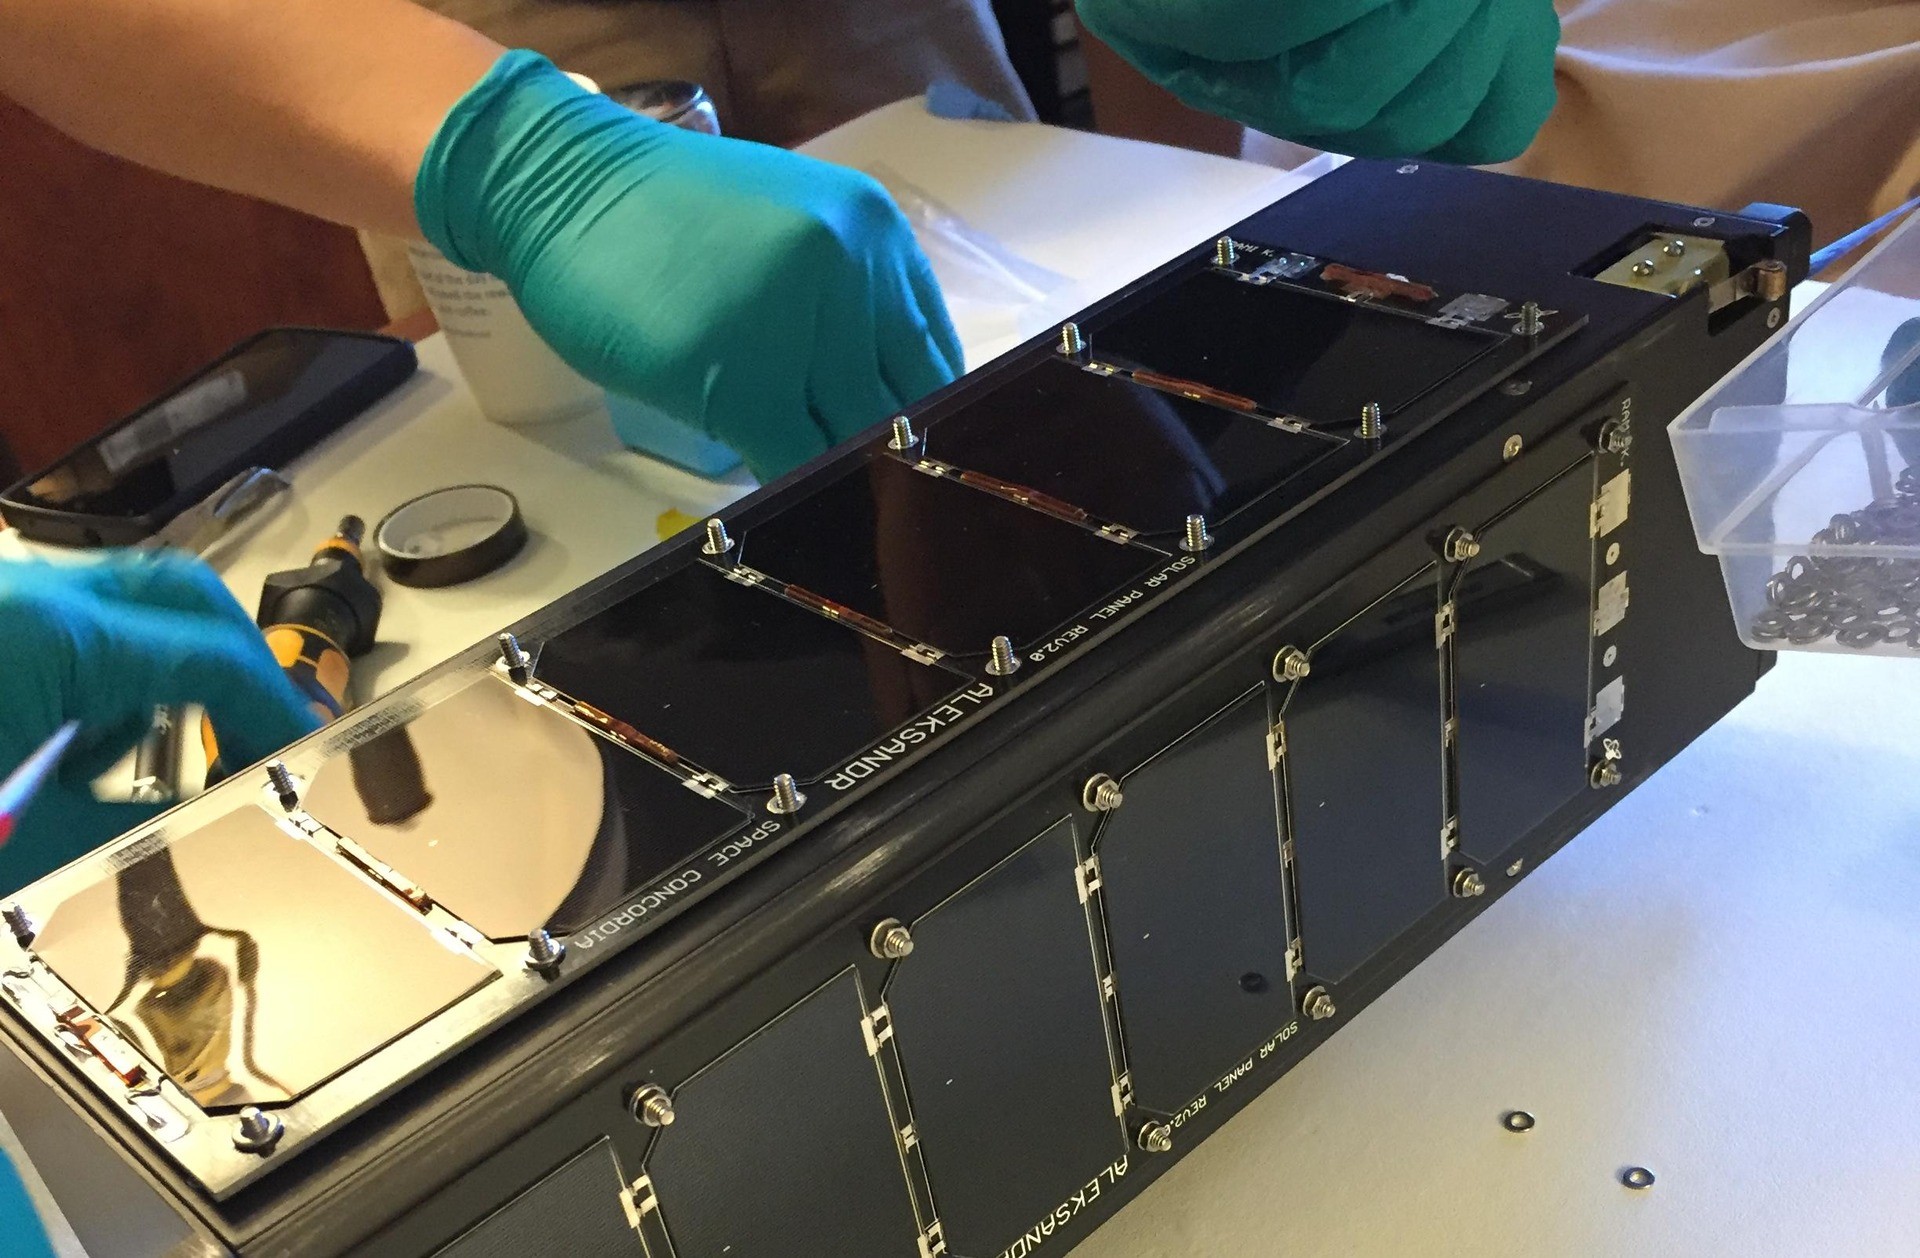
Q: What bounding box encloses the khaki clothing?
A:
[1504,0,1920,247]
[419,0,1032,147]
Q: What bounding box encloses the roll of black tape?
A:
[374,484,528,588]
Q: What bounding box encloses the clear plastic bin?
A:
[1671,213,1920,655]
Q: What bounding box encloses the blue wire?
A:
[1809,193,1920,275]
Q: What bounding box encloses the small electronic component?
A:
[1593,233,1731,298]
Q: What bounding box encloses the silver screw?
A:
[264,761,299,812]
[1506,858,1526,878]
[1503,434,1524,461]
[769,773,806,815]
[630,1084,676,1128]
[701,517,734,557]
[888,415,918,451]
[1301,985,1337,1021]
[1663,238,1687,257]
[233,1106,284,1153]
[1358,401,1384,441]
[1442,527,1481,564]
[1630,259,1656,277]
[1272,646,1311,682]
[1516,301,1546,337]
[1499,379,1532,397]
[1603,645,1619,668]
[525,928,566,975]
[1693,215,1716,228]
[1058,321,1085,357]
[1503,1110,1537,1133]
[1214,237,1238,268]
[1606,542,1622,565]
[1621,1166,1656,1190]
[1452,868,1487,899]
[1590,739,1624,790]
[1397,163,1420,175]
[497,631,531,685]
[1767,308,1784,330]
[1137,1123,1174,1155]
[1083,773,1124,812]
[1,903,35,947]
[1180,514,1213,553]
[869,918,914,960]
[986,634,1021,677]
[1599,417,1633,457]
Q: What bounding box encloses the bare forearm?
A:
[0,0,503,237]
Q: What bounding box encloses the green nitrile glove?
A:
[1075,0,1560,164]
[416,51,964,481]
[0,552,320,895]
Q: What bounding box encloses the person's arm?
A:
[0,0,501,238]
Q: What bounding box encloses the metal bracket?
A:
[620,1174,661,1229]
[1591,470,1631,538]
[899,1122,919,1152]
[1266,719,1288,769]
[1595,572,1630,636]
[918,1221,949,1258]
[1284,940,1303,982]
[680,772,728,798]
[861,1003,896,1057]
[902,643,945,666]
[1435,602,1457,647]
[1440,816,1460,856]
[1111,1071,1135,1117]
[1075,855,1104,905]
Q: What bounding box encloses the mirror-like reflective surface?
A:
[1094,269,1498,425]
[304,678,750,941]
[31,809,493,1109]
[740,453,1161,656]
[534,564,975,787]
[924,359,1342,535]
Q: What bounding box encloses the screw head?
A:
[630,1084,676,1128]
[1058,322,1085,357]
[1397,163,1420,174]
[1692,215,1716,228]
[1621,1166,1656,1190]
[1502,434,1525,460]
[1599,418,1633,457]
[701,517,735,556]
[1137,1122,1174,1155]
[1663,238,1687,257]
[525,928,566,975]
[1272,646,1311,683]
[1442,527,1481,564]
[1,903,34,947]
[233,1106,284,1153]
[1630,259,1656,277]
[1082,773,1124,812]
[1591,761,1624,789]
[1503,1110,1537,1133]
[1301,985,1336,1021]
[1452,868,1487,899]
[869,919,914,960]
[264,761,299,812]
[768,773,807,815]
[1767,308,1784,329]
[1505,858,1526,878]
[1499,379,1532,397]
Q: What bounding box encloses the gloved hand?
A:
[0,553,321,895]
[416,51,964,481]
[1075,0,1560,164]
[0,1148,55,1258]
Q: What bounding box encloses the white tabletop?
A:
[13,101,1920,1257]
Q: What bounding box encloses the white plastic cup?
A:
[405,241,604,428]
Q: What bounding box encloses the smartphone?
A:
[1,327,417,548]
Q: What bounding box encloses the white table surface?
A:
[12,100,1920,1257]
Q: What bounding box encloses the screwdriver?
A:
[201,516,383,775]
[0,722,80,848]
